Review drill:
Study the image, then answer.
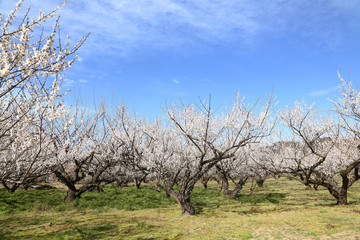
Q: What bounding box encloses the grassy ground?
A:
[1,178,360,239]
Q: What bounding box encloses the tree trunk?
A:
[66,189,76,203]
[162,183,197,215]
[216,170,229,194]
[327,187,348,205]
[273,174,280,182]
[201,176,209,189]
[175,194,196,215]
[96,185,104,193]
[221,179,230,195]
[337,194,347,205]
[165,192,170,198]
[226,183,243,198]
[2,181,19,193]
[335,173,351,205]
[225,177,247,198]
[216,165,230,194]
[134,178,141,189]
[256,178,265,187]
[306,184,315,191]
[156,184,171,198]
[9,186,18,193]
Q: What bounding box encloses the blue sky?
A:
[2,0,360,117]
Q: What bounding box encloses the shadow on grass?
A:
[190,186,287,214]
[192,187,286,205]
[235,193,286,204]
[55,223,118,239]
[75,185,177,211]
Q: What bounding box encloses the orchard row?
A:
[1,1,359,215]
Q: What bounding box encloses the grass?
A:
[0,178,360,239]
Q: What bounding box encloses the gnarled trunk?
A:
[175,194,196,215]
[216,165,230,194]
[336,194,347,205]
[227,183,243,198]
[225,177,248,198]
[159,181,197,215]
[327,187,348,205]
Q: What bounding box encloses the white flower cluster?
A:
[0,0,87,189]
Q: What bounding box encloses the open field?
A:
[1,178,360,239]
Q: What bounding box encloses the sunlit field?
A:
[1,177,360,239]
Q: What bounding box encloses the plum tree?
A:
[151,94,275,215]
[0,0,88,192]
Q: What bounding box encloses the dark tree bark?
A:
[134,174,148,189]
[157,165,217,215]
[1,181,20,193]
[326,186,348,205]
[52,154,110,203]
[216,165,248,198]
[226,177,248,198]
[134,178,141,189]
[216,165,229,194]
[255,176,266,187]
[200,175,211,189]
[175,194,196,215]
[66,189,76,203]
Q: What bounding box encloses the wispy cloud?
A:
[63,78,89,87]
[63,79,75,87]
[172,78,180,84]
[309,86,339,97]
[79,79,88,84]
[2,0,359,56]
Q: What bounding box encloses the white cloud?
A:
[309,86,339,97]
[172,78,180,84]
[63,78,75,87]
[79,79,88,84]
[1,0,359,56]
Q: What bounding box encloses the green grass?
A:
[0,185,176,214]
[1,178,360,239]
[73,185,176,210]
[0,188,69,214]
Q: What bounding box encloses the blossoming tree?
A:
[150,95,274,215]
[0,0,88,192]
[263,99,360,205]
